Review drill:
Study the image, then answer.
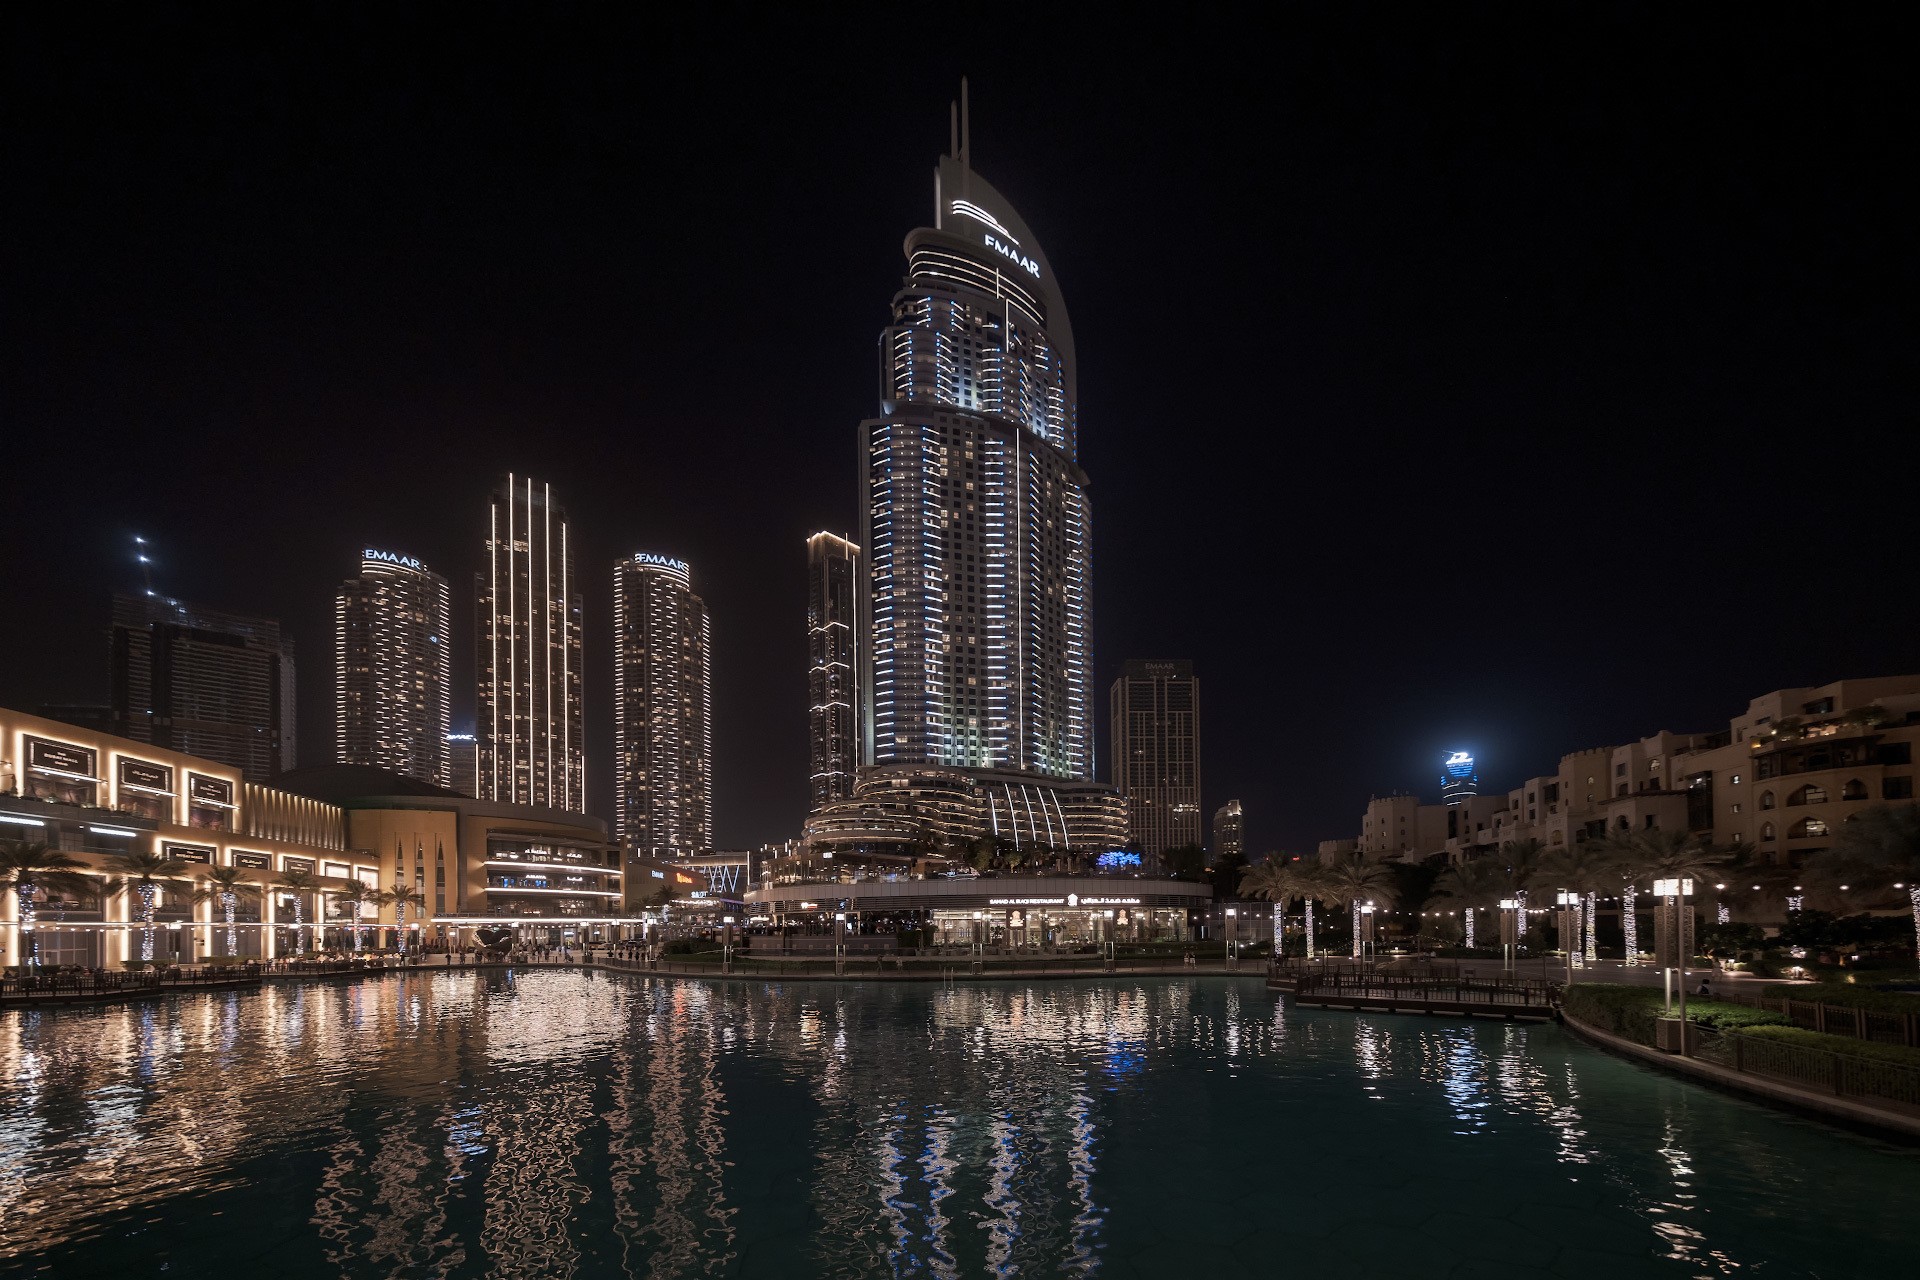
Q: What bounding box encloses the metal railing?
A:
[1690,1025,1920,1113]
[1,964,262,1001]
[1699,987,1920,1048]
[1292,972,1561,1009]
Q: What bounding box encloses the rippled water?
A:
[2,971,1914,1278]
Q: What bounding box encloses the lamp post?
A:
[1555,890,1580,986]
[722,915,736,974]
[1654,876,1695,1054]
[1498,898,1519,975]
[834,911,848,976]
[1225,907,1239,970]
[1104,909,1116,970]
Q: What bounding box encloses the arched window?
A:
[1761,822,1775,841]
[1789,817,1829,838]
[1759,791,1775,810]
[1789,784,1827,806]
[1842,778,1868,800]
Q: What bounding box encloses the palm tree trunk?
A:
[1909,887,1920,966]
[223,892,237,957]
[1464,907,1475,949]
[1584,892,1597,962]
[1350,901,1362,960]
[1622,885,1639,965]
[1304,899,1315,959]
[138,883,157,962]
[19,883,37,966]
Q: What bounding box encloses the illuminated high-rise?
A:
[860,94,1092,784]
[613,552,712,859]
[475,474,584,812]
[807,532,861,810]
[1110,660,1202,856]
[335,549,451,786]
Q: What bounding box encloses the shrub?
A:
[1734,1025,1920,1068]
[1561,984,1665,1044]
[1685,1001,1790,1032]
[1751,983,1920,1014]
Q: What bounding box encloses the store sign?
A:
[365,548,423,570]
[983,233,1040,278]
[1095,851,1141,869]
[633,552,689,575]
[231,851,272,869]
[164,843,215,865]
[118,757,174,794]
[282,856,316,874]
[323,862,351,878]
[990,897,1065,906]
[26,737,96,778]
[188,773,235,807]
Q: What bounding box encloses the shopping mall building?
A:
[0,708,664,965]
[744,872,1212,945]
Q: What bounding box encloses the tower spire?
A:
[959,76,971,198]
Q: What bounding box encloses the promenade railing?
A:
[1291,971,1561,1010]
[1,963,263,1001]
[1686,1024,1920,1114]
[1696,986,1920,1048]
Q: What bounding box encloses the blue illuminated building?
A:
[1441,750,1479,804]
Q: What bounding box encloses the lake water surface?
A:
[2,970,1914,1277]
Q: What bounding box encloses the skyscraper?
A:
[1213,799,1244,860]
[1110,660,1202,856]
[475,474,584,811]
[335,549,451,786]
[860,93,1092,783]
[109,593,297,781]
[1441,751,1479,804]
[612,551,712,859]
[807,532,861,811]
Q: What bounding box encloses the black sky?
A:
[3,6,1914,854]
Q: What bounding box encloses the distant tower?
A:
[1109,660,1202,856]
[807,532,862,810]
[475,474,584,811]
[336,549,451,786]
[613,552,712,859]
[445,733,477,797]
[110,593,297,781]
[1213,799,1244,860]
[1441,751,1479,804]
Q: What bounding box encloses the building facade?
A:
[108,593,297,781]
[807,532,862,810]
[859,128,1092,782]
[475,474,584,812]
[802,764,1127,864]
[1213,799,1243,859]
[446,733,477,796]
[611,552,712,860]
[1110,660,1202,856]
[335,549,451,787]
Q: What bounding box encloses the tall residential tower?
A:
[109,593,297,781]
[475,474,584,811]
[807,532,861,810]
[335,549,451,786]
[1110,660,1202,856]
[860,99,1093,784]
[613,552,712,859]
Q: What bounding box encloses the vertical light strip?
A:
[543,479,553,809]
[491,484,502,800]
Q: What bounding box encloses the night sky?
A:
[3,8,1913,854]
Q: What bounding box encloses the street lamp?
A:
[1555,890,1581,985]
[1498,898,1520,975]
[1653,876,1695,1053]
[1357,900,1376,964]
[1225,907,1239,969]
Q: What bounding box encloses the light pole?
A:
[1225,907,1239,970]
[1498,898,1520,975]
[722,915,736,974]
[1358,901,1376,965]
[1556,890,1580,986]
[834,911,847,976]
[1654,876,1695,1055]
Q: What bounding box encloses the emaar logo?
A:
[633,552,690,576]
[983,234,1040,278]
[365,549,423,570]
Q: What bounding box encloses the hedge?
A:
[1734,1025,1920,1068]
[1561,984,1789,1043]
[1752,982,1920,1014]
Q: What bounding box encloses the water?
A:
[1,972,1914,1278]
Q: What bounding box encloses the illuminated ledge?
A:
[484,886,624,898]
[428,917,652,924]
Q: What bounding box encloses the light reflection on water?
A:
[1,972,1916,1278]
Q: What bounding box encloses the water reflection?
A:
[3,973,1918,1277]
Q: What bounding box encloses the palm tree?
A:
[330,879,381,951]
[105,851,186,963]
[1536,843,1616,961]
[194,865,253,958]
[382,883,427,951]
[0,840,94,967]
[1316,853,1398,960]
[1816,803,1920,963]
[1429,857,1507,949]
[1238,859,1326,957]
[1592,828,1728,965]
[272,868,324,955]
